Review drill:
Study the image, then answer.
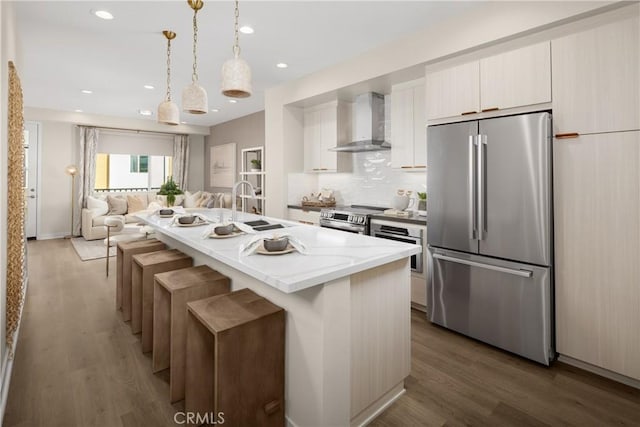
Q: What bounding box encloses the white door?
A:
[24,122,39,239]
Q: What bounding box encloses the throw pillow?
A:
[155,194,185,207]
[126,195,146,213]
[183,190,202,208]
[107,195,128,215]
[196,191,212,207]
[206,194,221,208]
[87,195,108,217]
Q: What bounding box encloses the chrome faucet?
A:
[231,180,257,222]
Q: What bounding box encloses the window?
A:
[95,154,172,191]
[92,128,175,191]
[130,155,149,173]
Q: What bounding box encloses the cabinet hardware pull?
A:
[481,107,499,112]
[264,400,281,415]
[413,165,426,168]
[555,132,580,139]
[461,111,477,115]
[401,166,413,169]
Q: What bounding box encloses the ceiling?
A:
[13,1,479,127]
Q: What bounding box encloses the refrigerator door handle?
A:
[477,134,487,240]
[432,253,533,278]
[468,135,477,240]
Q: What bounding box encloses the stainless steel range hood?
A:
[330,92,390,152]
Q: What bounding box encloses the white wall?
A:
[187,135,205,191]
[23,108,210,238]
[265,1,618,218]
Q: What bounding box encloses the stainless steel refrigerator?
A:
[426,111,554,365]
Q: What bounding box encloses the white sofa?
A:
[81,190,234,240]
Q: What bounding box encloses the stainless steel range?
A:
[319,205,385,235]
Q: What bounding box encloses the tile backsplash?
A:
[288,151,426,208]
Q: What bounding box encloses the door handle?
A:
[477,135,486,240]
[468,135,477,240]
[433,253,533,278]
[29,195,36,199]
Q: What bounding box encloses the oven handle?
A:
[373,231,421,245]
[320,221,365,234]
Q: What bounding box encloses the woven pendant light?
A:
[221,0,252,98]
[182,0,208,114]
[158,30,180,125]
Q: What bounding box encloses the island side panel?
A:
[350,257,412,423]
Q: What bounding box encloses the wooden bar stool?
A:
[131,249,192,353]
[185,288,285,426]
[116,239,166,320]
[152,265,230,403]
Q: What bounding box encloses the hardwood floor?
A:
[5,239,640,426]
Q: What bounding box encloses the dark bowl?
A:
[263,237,289,252]
[178,215,196,225]
[159,209,174,216]
[214,224,234,235]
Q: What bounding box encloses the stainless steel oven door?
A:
[370,224,423,273]
[319,220,366,234]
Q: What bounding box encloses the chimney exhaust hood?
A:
[330,92,390,152]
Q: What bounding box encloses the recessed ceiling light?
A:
[143,85,155,90]
[94,10,114,20]
[276,62,288,69]
[138,109,153,116]
[239,26,254,34]
[229,99,238,104]
[211,108,220,113]
[81,89,93,94]
[74,109,83,113]
[181,121,187,124]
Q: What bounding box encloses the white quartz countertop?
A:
[136,208,421,294]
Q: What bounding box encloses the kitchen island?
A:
[136,208,421,426]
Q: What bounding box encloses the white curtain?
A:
[76,126,98,235]
[172,134,190,190]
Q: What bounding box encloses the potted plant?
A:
[417,192,427,212]
[250,159,262,172]
[157,176,183,207]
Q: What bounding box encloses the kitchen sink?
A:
[243,220,286,232]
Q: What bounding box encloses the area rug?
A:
[70,237,115,261]
[70,227,147,261]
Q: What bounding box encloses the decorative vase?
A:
[167,194,176,207]
[418,199,426,211]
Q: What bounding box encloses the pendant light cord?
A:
[166,37,173,101]
[192,8,199,83]
[233,0,240,58]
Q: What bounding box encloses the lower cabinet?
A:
[287,208,320,226]
[554,130,640,381]
[411,273,427,312]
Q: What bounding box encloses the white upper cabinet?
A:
[480,41,551,112]
[304,101,351,173]
[426,61,479,120]
[552,15,640,135]
[426,42,551,120]
[391,79,426,169]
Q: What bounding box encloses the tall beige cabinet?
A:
[391,78,426,169]
[553,13,640,381]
